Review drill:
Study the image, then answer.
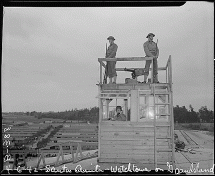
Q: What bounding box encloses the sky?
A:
[2,2,214,112]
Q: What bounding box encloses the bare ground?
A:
[4,129,214,174]
[174,130,214,175]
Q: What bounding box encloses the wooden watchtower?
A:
[97,56,175,170]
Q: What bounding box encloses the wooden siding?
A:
[98,122,172,164]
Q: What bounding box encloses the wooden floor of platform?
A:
[99,83,169,90]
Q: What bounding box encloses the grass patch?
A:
[175,123,214,132]
[206,131,214,136]
[187,124,200,130]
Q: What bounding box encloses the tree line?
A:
[174,105,214,123]
[13,105,214,123]
[35,107,99,123]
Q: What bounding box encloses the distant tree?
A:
[173,105,189,123]
[89,107,99,122]
[199,106,214,123]
[187,104,199,123]
[30,111,37,116]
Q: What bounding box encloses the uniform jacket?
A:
[143,41,159,57]
[106,43,118,58]
[112,113,126,121]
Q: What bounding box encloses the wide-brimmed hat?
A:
[146,33,155,38]
[107,36,115,40]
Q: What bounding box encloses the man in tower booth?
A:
[109,106,126,121]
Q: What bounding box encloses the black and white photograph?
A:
[2,2,214,174]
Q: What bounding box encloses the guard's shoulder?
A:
[143,41,149,46]
[113,43,118,47]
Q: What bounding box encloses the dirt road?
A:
[174,130,214,175]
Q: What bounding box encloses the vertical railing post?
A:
[124,99,128,121]
[106,99,111,119]
[100,100,103,122]
[100,61,102,84]
[130,90,139,122]
[168,55,175,169]
[151,57,154,83]
[145,95,149,119]
[70,142,74,162]
[166,65,168,83]
[98,84,103,162]
[137,89,140,120]
[152,84,157,169]
[169,55,172,90]
[168,60,170,84]
[98,85,103,123]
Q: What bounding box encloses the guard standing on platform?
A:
[105,36,118,84]
[143,33,159,83]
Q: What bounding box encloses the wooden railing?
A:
[98,57,153,84]
[98,56,172,84]
[36,140,98,169]
[165,55,172,88]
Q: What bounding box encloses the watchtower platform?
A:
[96,56,175,170]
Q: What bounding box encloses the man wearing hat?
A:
[109,106,126,121]
[105,36,118,84]
[143,33,159,83]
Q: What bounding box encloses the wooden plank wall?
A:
[99,122,172,164]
